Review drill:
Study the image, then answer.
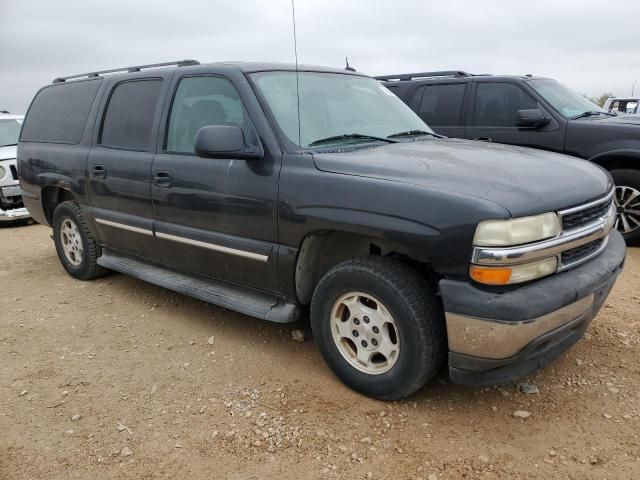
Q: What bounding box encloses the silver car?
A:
[603,97,640,115]
[0,112,30,221]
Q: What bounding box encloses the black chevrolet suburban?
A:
[378,71,640,244]
[18,60,625,400]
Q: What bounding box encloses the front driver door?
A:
[465,81,564,152]
[151,74,280,292]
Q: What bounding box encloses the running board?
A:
[97,250,300,323]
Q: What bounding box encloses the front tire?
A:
[53,201,107,280]
[310,256,446,400]
[611,169,640,246]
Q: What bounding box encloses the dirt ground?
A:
[1,223,639,480]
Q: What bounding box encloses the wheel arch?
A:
[41,186,76,225]
[294,229,435,305]
[589,150,640,172]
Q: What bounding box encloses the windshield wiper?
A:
[308,133,399,147]
[387,129,442,139]
[0,143,17,147]
[571,110,616,120]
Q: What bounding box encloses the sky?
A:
[1,0,639,113]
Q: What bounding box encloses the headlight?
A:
[469,257,558,285]
[0,165,6,179]
[473,212,561,247]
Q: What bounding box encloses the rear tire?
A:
[611,169,640,246]
[310,256,446,400]
[53,201,107,280]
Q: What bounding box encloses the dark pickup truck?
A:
[18,60,625,400]
[378,71,640,244]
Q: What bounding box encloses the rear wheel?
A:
[310,256,446,400]
[611,169,640,245]
[53,201,107,280]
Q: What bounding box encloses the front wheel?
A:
[611,169,640,245]
[310,257,446,400]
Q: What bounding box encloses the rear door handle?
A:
[473,137,493,142]
[154,170,172,187]
[92,165,106,178]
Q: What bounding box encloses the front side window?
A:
[0,119,23,147]
[250,72,432,149]
[475,83,539,127]
[166,76,245,154]
[100,79,162,150]
[419,84,466,126]
[528,79,604,118]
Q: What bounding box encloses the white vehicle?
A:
[603,97,640,115]
[0,112,30,221]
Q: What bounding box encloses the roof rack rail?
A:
[52,59,200,84]
[374,71,472,82]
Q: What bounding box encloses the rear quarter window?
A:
[20,80,102,144]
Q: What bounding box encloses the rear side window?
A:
[100,79,162,151]
[418,84,466,126]
[20,80,101,144]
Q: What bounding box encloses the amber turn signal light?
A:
[469,265,512,285]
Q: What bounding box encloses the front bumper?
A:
[0,185,30,222]
[0,206,30,222]
[440,230,626,386]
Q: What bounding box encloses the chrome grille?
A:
[561,238,604,265]
[561,200,610,230]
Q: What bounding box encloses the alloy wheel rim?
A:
[60,218,84,266]
[330,291,400,375]
[614,185,640,234]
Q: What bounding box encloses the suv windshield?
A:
[528,79,606,119]
[0,118,23,147]
[250,71,433,149]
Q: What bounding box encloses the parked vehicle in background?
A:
[0,112,30,222]
[18,60,625,399]
[378,71,640,244]
[604,97,639,115]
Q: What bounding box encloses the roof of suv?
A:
[51,59,366,84]
[375,71,549,83]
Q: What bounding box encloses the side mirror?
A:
[194,125,262,160]
[516,109,551,129]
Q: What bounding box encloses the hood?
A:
[312,138,612,217]
[0,145,17,161]
[578,115,640,126]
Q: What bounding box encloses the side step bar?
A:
[97,250,300,324]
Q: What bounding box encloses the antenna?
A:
[291,0,301,148]
[345,57,356,72]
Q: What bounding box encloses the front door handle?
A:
[154,170,172,187]
[473,137,493,142]
[92,165,106,179]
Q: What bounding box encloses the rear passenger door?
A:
[407,82,468,138]
[88,75,169,259]
[465,81,564,151]
[151,74,280,293]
